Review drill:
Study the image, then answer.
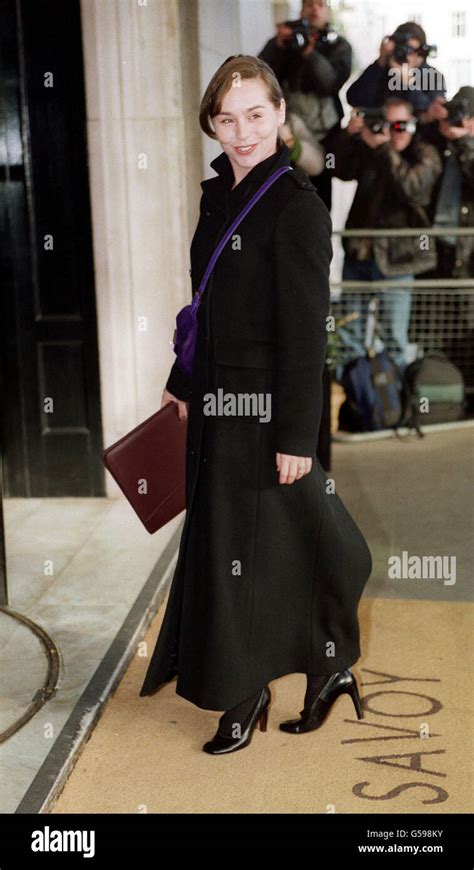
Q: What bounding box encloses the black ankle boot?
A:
[279,669,363,734]
[202,686,271,755]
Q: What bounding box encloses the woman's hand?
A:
[161,388,188,420]
[276,453,312,484]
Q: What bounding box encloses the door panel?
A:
[0,0,104,495]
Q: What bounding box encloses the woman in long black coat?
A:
[139,56,373,754]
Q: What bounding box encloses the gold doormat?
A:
[50,597,472,814]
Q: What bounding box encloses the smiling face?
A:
[212,78,286,183]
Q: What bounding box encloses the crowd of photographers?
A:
[259,0,474,373]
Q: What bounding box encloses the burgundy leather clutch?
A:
[101,401,188,534]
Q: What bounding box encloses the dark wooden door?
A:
[0,0,104,496]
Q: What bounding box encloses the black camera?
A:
[284,18,338,51]
[388,32,437,64]
[354,107,387,134]
[388,119,417,134]
[445,96,470,127]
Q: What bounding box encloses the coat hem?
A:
[168,653,363,712]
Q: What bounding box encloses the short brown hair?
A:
[199,55,284,141]
[393,21,427,46]
[383,96,415,115]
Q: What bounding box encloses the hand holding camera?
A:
[360,125,390,149]
[275,18,338,53]
[377,36,395,68]
[346,113,364,136]
[432,95,472,139]
[422,96,448,124]
[347,109,389,147]
[348,108,418,149]
[377,31,436,71]
[275,23,294,49]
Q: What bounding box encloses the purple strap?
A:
[196,164,293,299]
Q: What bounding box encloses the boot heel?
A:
[347,678,364,719]
[259,705,269,732]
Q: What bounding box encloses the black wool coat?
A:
[139,141,373,711]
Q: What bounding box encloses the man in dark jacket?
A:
[347,21,446,123]
[329,96,442,374]
[419,86,474,278]
[259,0,351,209]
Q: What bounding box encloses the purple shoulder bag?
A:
[172,164,293,379]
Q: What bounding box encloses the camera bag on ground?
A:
[338,352,402,432]
[397,350,466,434]
[338,295,402,432]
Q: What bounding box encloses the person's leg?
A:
[304,673,333,708]
[217,688,266,737]
[336,257,372,379]
[377,273,413,372]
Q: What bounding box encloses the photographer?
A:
[347,22,446,123]
[329,97,442,372]
[259,0,352,209]
[419,87,474,278]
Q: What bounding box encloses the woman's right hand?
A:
[161,388,188,420]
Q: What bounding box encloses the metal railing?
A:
[328,226,474,393]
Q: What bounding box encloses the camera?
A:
[445,96,470,127]
[387,32,437,64]
[354,107,387,134]
[388,119,417,134]
[284,18,338,51]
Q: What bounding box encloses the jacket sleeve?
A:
[453,134,474,191]
[373,140,442,207]
[328,128,364,181]
[272,189,332,458]
[346,61,387,107]
[165,262,195,402]
[300,37,352,96]
[165,358,192,402]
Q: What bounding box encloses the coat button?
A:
[461,206,468,214]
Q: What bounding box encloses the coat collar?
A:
[201,139,291,212]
